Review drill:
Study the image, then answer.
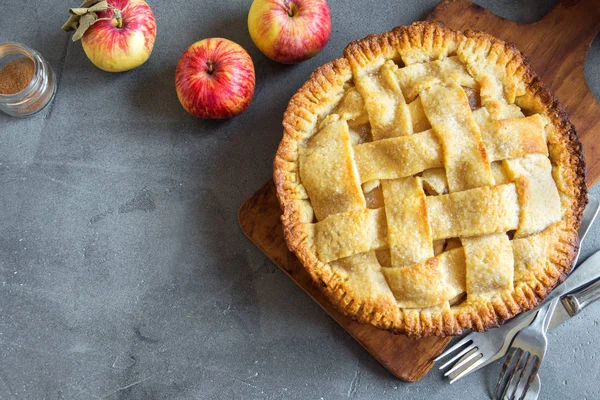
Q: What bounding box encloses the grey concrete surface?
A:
[0,0,598,399]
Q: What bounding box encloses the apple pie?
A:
[274,22,587,337]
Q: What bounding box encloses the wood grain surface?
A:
[239,0,600,382]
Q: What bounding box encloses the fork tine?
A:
[499,349,526,400]
[518,356,541,400]
[448,356,486,384]
[492,348,516,398]
[434,336,474,362]
[438,342,477,370]
[492,348,518,399]
[444,347,480,377]
[509,353,533,400]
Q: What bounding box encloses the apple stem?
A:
[110,6,123,28]
[284,0,295,17]
[206,61,214,75]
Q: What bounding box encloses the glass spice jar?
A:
[0,42,57,118]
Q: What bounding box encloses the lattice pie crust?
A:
[274,22,587,337]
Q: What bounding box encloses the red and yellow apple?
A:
[248,0,331,64]
[175,38,256,119]
[82,0,156,72]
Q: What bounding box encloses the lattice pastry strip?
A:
[353,129,443,183]
[426,184,520,239]
[396,56,477,102]
[407,96,431,132]
[314,208,387,263]
[381,248,466,308]
[477,112,548,161]
[463,233,514,299]
[504,154,562,237]
[511,222,559,283]
[352,113,547,183]
[353,60,412,140]
[381,177,433,267]
[299,117,365,220]
[334,86,367,122]
[420,83,494,192]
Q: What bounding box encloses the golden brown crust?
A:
[274,21,587,338]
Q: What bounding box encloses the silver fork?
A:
[435,197,600,382]
[491,299,558,400]
[435,313,535,382]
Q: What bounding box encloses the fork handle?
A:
[542,298,560,332]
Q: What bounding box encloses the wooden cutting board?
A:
[238,0,600,382]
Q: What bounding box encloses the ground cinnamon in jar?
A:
[0,59,34,95]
